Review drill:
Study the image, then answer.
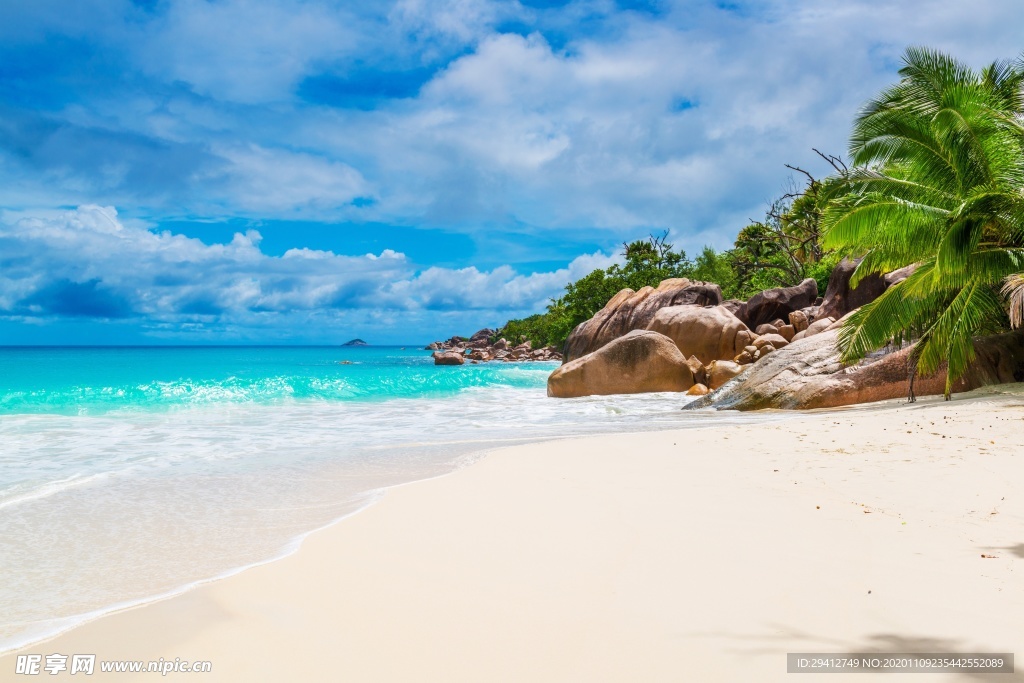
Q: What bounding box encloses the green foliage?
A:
[689,246,738,296]
[495,232,694,348]
[730,171,848,297]
[493,46,1024,403]
[494,171,845,349]
[822,46,1024,397]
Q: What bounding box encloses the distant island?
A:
[341,339,368,347]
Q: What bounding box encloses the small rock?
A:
[734,350,753,365]
[803,316,836,339]
[754,333,789,350]
[706,360,746,390]
[788,310,809,332]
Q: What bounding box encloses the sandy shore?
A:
[4,391,1023,682]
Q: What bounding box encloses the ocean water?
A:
[0,345,774,653]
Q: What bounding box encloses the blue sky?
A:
[1,0,1022,344]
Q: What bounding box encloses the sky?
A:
[1,0,1022,344]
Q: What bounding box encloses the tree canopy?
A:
[822,47,1024,397]
[498,46,1024,401]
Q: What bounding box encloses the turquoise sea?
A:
[0,345,554,415]
[0,345,763,653]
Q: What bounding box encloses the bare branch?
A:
[784,163,818,187]
[812,148,848,174]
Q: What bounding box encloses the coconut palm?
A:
[822,47,1024,398]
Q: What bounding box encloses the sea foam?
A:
[0,346,776,653]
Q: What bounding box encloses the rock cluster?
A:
[684,328,1024,411]
[562,278,723,361]
[427,328,563,365]
[545,257,1019,404]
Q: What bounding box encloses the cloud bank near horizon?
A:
[0,206,615,342]
[0,0,1021,341]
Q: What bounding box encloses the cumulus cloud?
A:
[0,206,615,338]
[133,0,362,103]
[5,2,1023,235]
[1,0,1022,339]
[211,144,372,214]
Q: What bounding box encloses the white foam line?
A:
[0,472,111,511]
[0,402,816,656]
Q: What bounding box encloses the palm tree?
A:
[821,47,1024,398]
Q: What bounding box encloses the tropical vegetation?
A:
[497,167,843,349]
[498,47,1024,401]
[822,47,1024,398]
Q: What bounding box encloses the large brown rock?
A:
[470,328,494,342]
[547,330,695,398]
[563,279,723,362]
[433,351,465,366]
[817,258,888,321]
[721,299,747,322]
[645,304,755,365]
[739,278,818,329]
[685,329,1024,410]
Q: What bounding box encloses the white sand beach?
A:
[4,392,1023,682]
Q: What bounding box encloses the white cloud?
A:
[3,0,1024,341]
[382,249,617,311]
[211,144,371,214]
[7,0,1023,241]
[134,0,362,103]
[0,206,616,337]
[302,0,1024,250]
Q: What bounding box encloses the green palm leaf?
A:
[822,46,1024,397]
